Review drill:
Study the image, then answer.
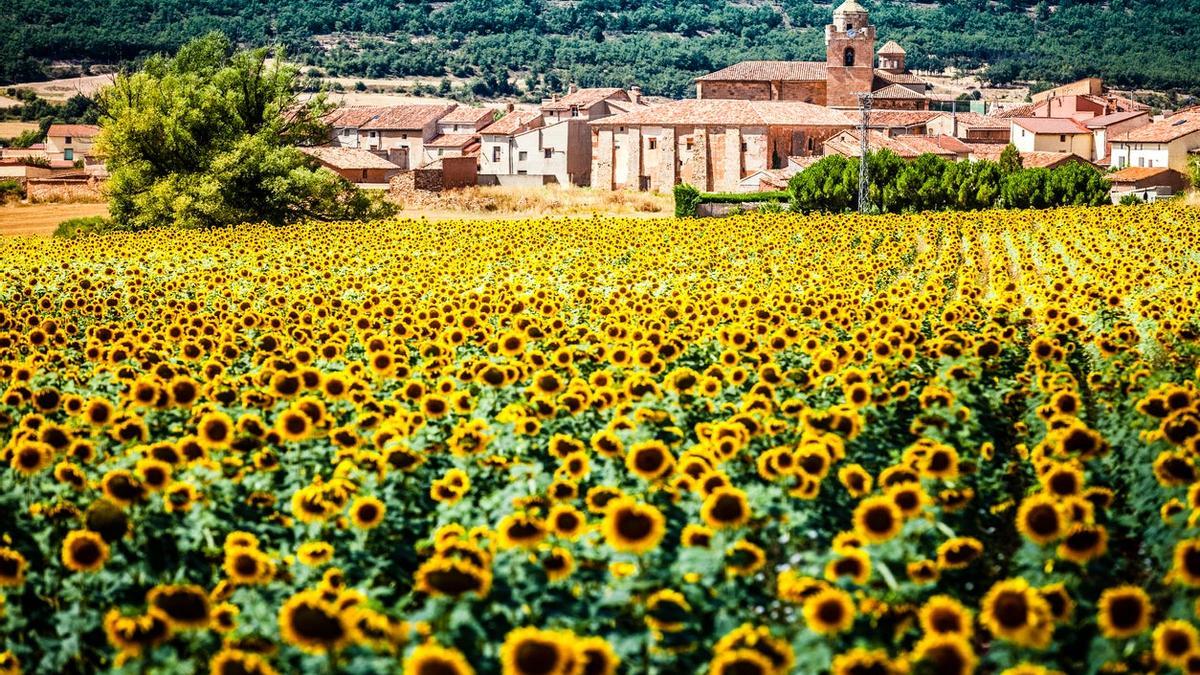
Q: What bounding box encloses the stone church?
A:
[695,0,930,110]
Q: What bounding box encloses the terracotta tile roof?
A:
[480,111,543,136]
[591,99,853,128]
[932,134,971,154]
[300,147,400,170]
[1084,110,1149,129]
[696,61,827,82]
[874,70,926,86]
[358,104,457,130]
[540,88,628,112]
[326,107,388,127]
[878,41,906,55]
[440,106,497,125]
[1021,151,1091,168]
[824,130,956,159]
[1011,117,1090,134]
[426,133,478,148]
[1113,112,1200,143]
[858,110,943,128]
[872,84,928,100]
[952,112,1010,130]
[47,124,100,138]
[992,104,1038,119]
[1107,166,1177,183]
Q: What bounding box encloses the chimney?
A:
[506,102,515,112]
[568,83,578,94]
[630,85,642,105]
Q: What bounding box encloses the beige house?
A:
[590,99,852,192]
[326,104,457,170]
[1010,118,1092,157]
[477,88,646,187]
[299,147,401,187]
[45,124,100,163]
[1084,110,1150,164]
[1109,110,1200,173]
[925,112,1011,144]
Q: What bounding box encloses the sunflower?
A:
[0,652,19,675]
[1153,620,1199,668]
[197,411,235,449]
[702,487,751,529]
[852,496,903,544]
[1016,494,1064,545]
[403,644,475,675]
[278,590,352,653]
[726,540,766,576]
[803,587,855,635]
[10,441,52,476]
[298,542,335,566]
[0,547,27,587]
[1172,539,1200,587]
[548,504,586,539]
[709,650,775,675]
[837,464,873,497]
[937,537,984,570]
[541,547,574,582]
[85,499,130,543]
[831,648,900,675]
[1039,583,1074,623]
[1056,524,1107,564]
[625,440,675,481]
[62,530,109,573]
[824,548,871,585]
[500,626,578,675]
[911,634,976,675]
[224,547,273,585]
[1097,585,1151,639]
[210,648,278,675]
[908,559,940,584]
[146,584,211,629]
[602,497,665,554]
[103,608,172,655]
[350,496,386,529]
[919,595,973,638]
[276,408,312,442]
[713,624,794,674]
[578,637,619,675]
[980,578,1053,648]
[212,603,239,633]
[497,512,547,549]
[414,556,492,598]
[645,589,691,632]
[886,482,927,518]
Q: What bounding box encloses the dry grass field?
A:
[0,121,39,139]
[0,202,109,237]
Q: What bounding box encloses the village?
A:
[3,0,1197,210]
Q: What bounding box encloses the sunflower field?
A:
[3,205,1200,675]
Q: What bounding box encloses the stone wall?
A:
[697,81,773,101]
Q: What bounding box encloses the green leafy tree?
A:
[97,33,394,231]
[998,143,1023,176]
[789,155,854,213]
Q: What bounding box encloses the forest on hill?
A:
[5,0,1199,98]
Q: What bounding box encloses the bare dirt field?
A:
[0,202,109,237]
[9,74,115,102]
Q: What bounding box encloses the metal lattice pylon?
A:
[856,92,873,213]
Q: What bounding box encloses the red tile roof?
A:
[874,70,927,86]
[358,104,457,130]
[1084,110,1149,128]
[426,133,478,148]
[540,88,629,112]
[696,61,827,82]
[824,130,957,159]
[592,99,853,128]
[1113,111,1200,143]
[871,84,928,100]
[300,147,400,170]
[1011,117,1090,134]
[952,112,1011,130]
[848,110,942,128]
[1107,166,1177,183]
[1020,151,1092,169]
[326,107,388,127]
[878,41,906,55]
[47,124,100,138]
[440,106,497,125]
[480,111,544,136]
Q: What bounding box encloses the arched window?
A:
[844,47,855,67]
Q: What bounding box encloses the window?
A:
[361,169,368,180]
[369,131,377,138]
[65,136,73,144]
[401,133,408,139]
[438,149,444,156]
[492,147,501,162]
[1059,135,1066,142]
[740,142,747,152]
[686,138,695,150]
[519,151,528,161]
[807,138,814,151]
[64,149,74,161]
[648,139,657,150]
[844,47,855,67]
[544,148,553,158]
[517,170,526,175]
[1138,157,1144,167]
[571,106,580,117]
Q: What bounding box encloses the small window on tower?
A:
[844,47,855,67]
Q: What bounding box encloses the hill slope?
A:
[4,0,1199,97]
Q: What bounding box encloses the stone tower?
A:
[825,0,875,108]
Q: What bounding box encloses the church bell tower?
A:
[825,0,875,108]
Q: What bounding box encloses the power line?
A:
[855,92,873,214]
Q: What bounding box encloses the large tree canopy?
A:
[97,33,393,230]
